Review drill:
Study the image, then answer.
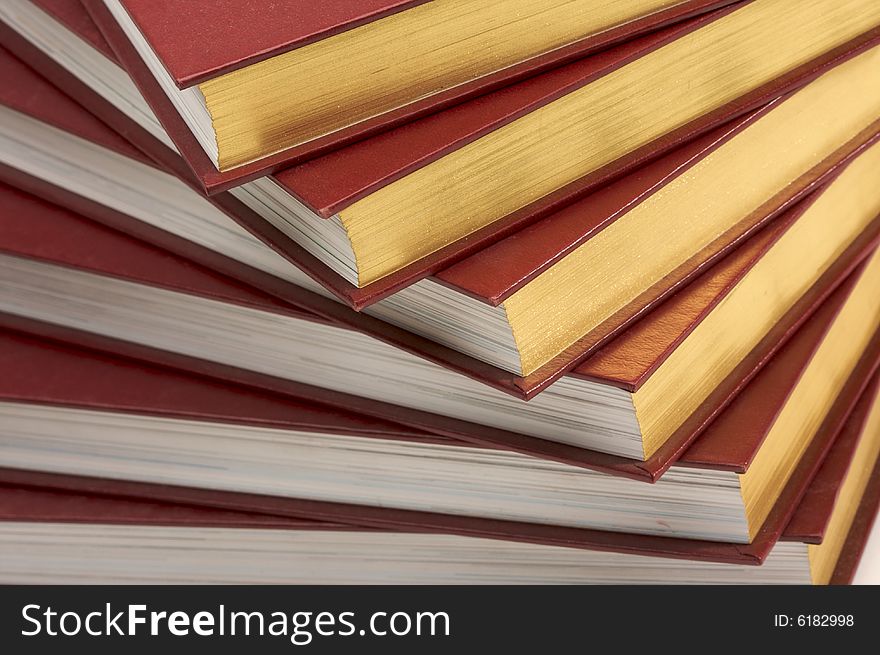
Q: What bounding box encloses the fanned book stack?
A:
[0,0,879,584]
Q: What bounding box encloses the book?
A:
[1,335,878,583]
[82,0,735,176]
[1,163,878,477]
[80,1,880,304]
[3,56,880,473]
[3,37,880,415]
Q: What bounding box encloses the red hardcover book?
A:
[111,0,739,88]
[786,375,880,545]
[1,172,878,479]
[1,274,878,571]
[77,0,740,181]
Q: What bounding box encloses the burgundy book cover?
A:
[0,485,344,531]
[3,440,879,581]
[0,45,151,166]
[257,102,880,312]
[2,285,879,566]
[3,363,879,545]
[3,40,880,426]
[1,7,872,580]
[2,371,879,576]
[82,0,740,189]
[3,27,880,477]
[787,372,880,584]
[115,0,735,87]
[115,0,428,85]
[9,4,880,321]
[2,177,879,479]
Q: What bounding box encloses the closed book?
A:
[2,163,879,478]
[0,304,880,582]
[0,1,176,153]
[78,0,743,179]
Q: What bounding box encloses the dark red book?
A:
[5,35,880,483]
[29,0,115,57]
[1,157,880,494]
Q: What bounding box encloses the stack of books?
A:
[0,0,879,584]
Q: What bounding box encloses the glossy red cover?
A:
[2,177,878,479]
[2,309,878,565]
[116,0,428,86]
